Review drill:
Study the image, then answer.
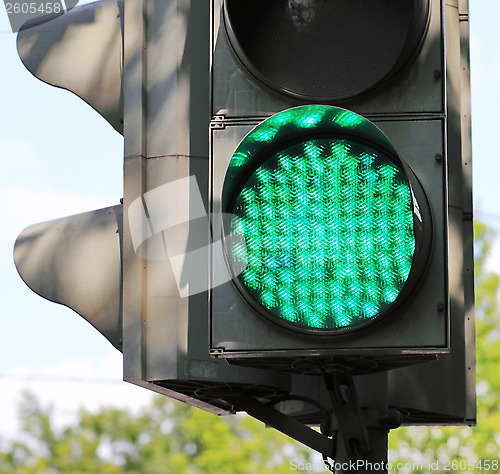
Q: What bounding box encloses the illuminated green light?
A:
[229,106,368,172]
[230,151,249,168]
[334,109,365,128]
[228,134,416,332]
[253,127,279,143]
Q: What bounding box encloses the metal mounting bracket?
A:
[230,394,336,458]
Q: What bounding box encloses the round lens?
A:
[227,137,416,332]
[224,0,429,100]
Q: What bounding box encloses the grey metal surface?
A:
[14,206,123,352]
[122,0,210,385]
[386,0,475,424]
[120,0,301,415]
[17,0,124,134]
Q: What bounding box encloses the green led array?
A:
[229,137,416,332]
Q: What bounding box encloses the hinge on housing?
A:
[210,348,225,357]
[211,114,226,130]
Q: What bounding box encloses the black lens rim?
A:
[223,0,431,102]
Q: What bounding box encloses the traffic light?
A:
[13,0,474,461]
[219,0,431,103]
[210,0,475,423]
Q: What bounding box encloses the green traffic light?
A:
[224,106,424,334]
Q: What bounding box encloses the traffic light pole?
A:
[323,372,371,458]
[329,428,389,474]
[232,370,399,472]
[322,371,397,473]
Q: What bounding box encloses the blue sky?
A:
[0,0,499,439]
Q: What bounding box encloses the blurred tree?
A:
[0,390,317,473]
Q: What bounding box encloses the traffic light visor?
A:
[222,106,431,334]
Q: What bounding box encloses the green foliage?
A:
[389,222,500,472]
[0,391,316,473]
